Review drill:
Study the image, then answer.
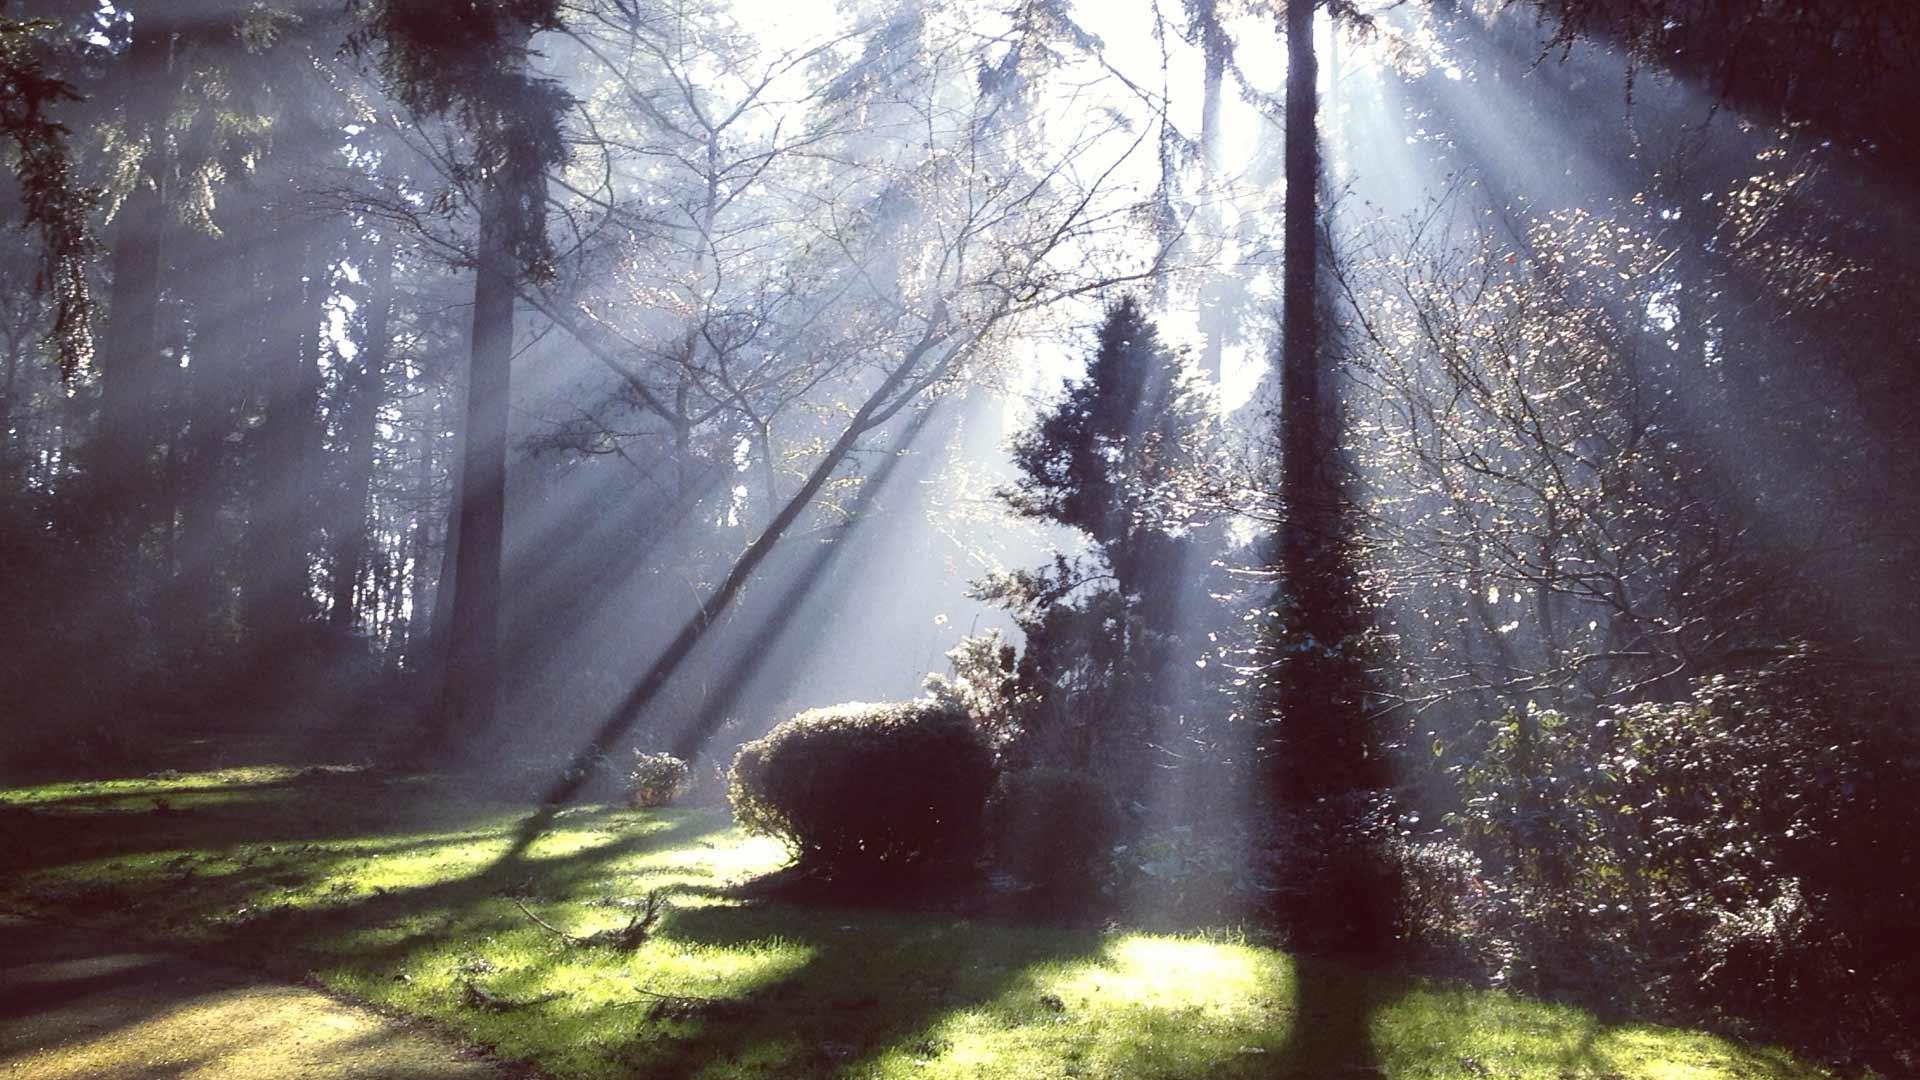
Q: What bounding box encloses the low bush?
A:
[1439,649,1920,1068]
[728,699,997,877]
[988,767,1118,898]
[626,751,691,808]
[528,748,623,804]
[1110,818,1259,924]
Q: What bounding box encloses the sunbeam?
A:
[3,0,1918,1075]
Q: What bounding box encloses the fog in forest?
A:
[3,1,1918,1075]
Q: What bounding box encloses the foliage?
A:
[987,767,1119,899]
[923,630,1024,747]
[1005,297,1214,566]
[727,699,997,877]
[624,751,689,809]
[530,748,619,803]
[349,0,571,277]
[983,299,1222,777]
[1442,648,1920,1063]
[1109,818,1261,923]
[1384,836,1512,978]
[1253,791,1405,960]
[0,12,93,378]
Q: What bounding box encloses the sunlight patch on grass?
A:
[0,765,309,807]
[347,836,512,893]
[866,934,1292,1080]
[1050,934,1278,1011]
[1368,983,1847,1080]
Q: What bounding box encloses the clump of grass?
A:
[0,766,1867,1080]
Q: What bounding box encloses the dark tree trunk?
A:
[1279,0,1319,520]
[329,237,395,631]
[438,185,516,747]
[1278,0,1370,789]
[423,382,463,676]
[1271,2,1396,963]
[244,226,324,639]
[174,214,256,642]
[1197,2,1229,384]
[95,18,174,545]
[1278,0,1329,690]
[0,337,20,455]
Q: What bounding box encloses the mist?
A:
[3,1,1918,1075]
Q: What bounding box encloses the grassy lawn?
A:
[0,764,1857,1080]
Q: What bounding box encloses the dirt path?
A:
[0,916,529,1079]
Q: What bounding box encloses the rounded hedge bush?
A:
[626,751,691,808]
[728,699,997,876]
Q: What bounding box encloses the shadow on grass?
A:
[0,769,573,882]
[0,766,730,961]
[1268,952,1400,1078]
[580,899,1108,1078]
[209,810,734,962]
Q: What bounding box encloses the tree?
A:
[992,297,1216,771]
[357,0,573,748]
[0,10,93,382]
[327,230,396,632]
[1006,297,1212,631]
[92,9,177,549]
[1272,0,1356,792]
[1244,0,1397,959]
[505,0,1171,807]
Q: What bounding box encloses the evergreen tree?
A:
[994,297,1215,769]
[356,0,572,748]
[1260,0,1395,959]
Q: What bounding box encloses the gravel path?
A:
[0,916,528,1079]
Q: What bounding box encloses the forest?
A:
[1,1,1916,1078]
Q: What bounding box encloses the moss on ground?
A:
[0,766,1866,1080]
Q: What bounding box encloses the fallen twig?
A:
[512,891,667,950]
[606,983,744,1021]
[462,979,563,1012]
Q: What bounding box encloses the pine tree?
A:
[996,297,1214,768]
[358,0,572,748]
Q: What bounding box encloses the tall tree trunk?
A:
[329,236,395,631]
[1276,0,1362,796]
[244,225,323,639]
[175,221,251,642]
[1273,1,1394,960]
[95,18,174,547]
[424,382,463,675]
[438,183,516,747]
[1197,3,1229,385]
[0,337,20,454]
[1279,0,1324,654]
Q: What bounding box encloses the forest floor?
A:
[0,913,529,1078]
[0,758,1866,1080]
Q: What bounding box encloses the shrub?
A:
[989,767,1118,897]
[1444,649,1920,1065]
[626,751,691,808]
[924,630,1025,748]
[525,748,629,804]
[1387,836,1514,979]
[728,699,997,877]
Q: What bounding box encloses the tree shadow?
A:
[0,771,538,882]
[584,898,1110,1079]
[1267,952,1401,1078]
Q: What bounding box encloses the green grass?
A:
[0,765,1859,1079]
